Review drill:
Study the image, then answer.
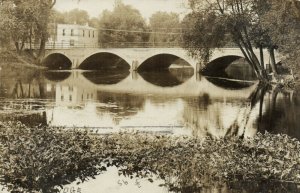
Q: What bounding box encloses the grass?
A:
[0,121,300,192]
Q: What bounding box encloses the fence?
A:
[24,42,99,50]
[24,41,239,50]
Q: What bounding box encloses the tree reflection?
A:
[0,68,46,99]
[0,68,49,127]
[257,86,300,140]
[182,84,300,140]
[96,91,145,124]
[183,92,258,138]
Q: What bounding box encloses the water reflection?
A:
[82,70,130,85]
[257,87,300,140]
[206,77,256,89]
[0,67,299,139]
[43,71,71,82]
[139,68,194,87]
[96,91,145,124]
[183,94,258,138]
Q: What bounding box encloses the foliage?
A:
[0,0,56,59]
[181,11,227,65]
[51,9,99,27]
[259,0,300,78]
[1,121,300,192]
[98,1,149,46]
[182,0,286,81]
[149,11,182,45]
[0,1,14,48]
[0,122,105,192]
[0,0,35,52]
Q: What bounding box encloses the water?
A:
[0,65,299,192]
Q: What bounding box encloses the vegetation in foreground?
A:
[0,121,300,192]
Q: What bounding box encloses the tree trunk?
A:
[20,41,24,53]
[269,47,279,80]
[37,34,47,63]
[259,44,265,70]
[29,25,32,51]
[15,42,20,55]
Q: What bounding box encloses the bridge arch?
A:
[202,55,257,80]
[202,55,243,74]
[42,53,72,70]
[78,52,131,71]
[137,53,193,71]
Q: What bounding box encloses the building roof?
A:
[56,23,97,30]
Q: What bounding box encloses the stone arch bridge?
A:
[43,47,276,72]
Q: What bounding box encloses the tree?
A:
[0,1,16,48]
[182,0,280,81]
[51,9,99,28]
[260,0,300,79]
[65,9,89,25]
[88,17,99,28]
[0,0,56,60]
[98,0,149,46]
[149,11,181,46]
[34,0,56,60]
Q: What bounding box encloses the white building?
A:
[47,23,99,48]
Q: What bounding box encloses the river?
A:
[0,63,299,192]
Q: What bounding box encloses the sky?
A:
[54,0,189,21]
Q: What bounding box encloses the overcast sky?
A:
[54,0,189,20]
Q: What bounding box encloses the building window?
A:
[61,95,64,101]
[70,39,75,46]
[89,30,90,37]
[71,29,74,36]
[83,30,85,37]
[93,31,95,38]
[63,29,66,36]
[69,95,72,102]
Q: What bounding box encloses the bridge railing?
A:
[100,42,182,48]
[25,41,239,50]
[25,42,184,50]
[24,42,100,50]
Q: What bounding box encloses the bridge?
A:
[43,47,275,73]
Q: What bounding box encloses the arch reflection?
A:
[205,77,256,90]
[139,68,194,87]
[82,70,130,85]
[43,71,71,82]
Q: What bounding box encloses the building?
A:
[47,23,99,49]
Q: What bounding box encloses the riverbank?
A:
[0,50,45,69]
[0,121,299,192]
